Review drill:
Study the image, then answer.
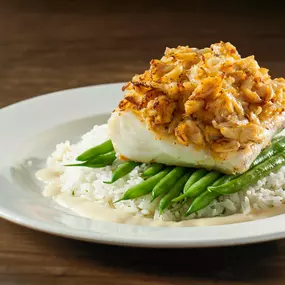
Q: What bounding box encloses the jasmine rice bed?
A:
[46,124,285,222]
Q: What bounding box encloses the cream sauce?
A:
[35,168,61,196]
[36,168,285,227]
[36,168,60,183]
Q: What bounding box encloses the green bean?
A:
[90,150,116,164]
[159,172,192,214]
[76,139,114,161]
[115,168,171,202]
[65,162,110,168]
[104,161,140,184]
[209,153,285,195]
[152,167,186,200]
[66,150,116,168]
[184,175,224,215]
[251,137,285,168]
[272,135,285,143]
[142,163,164,177]
[213,176,229,187]
[186,191,219,216]
[172,171,220,202]
[211,174,236,187]
[183,169,208,193]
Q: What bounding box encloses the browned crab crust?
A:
[118,42,285,156]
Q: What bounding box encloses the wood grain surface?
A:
[1,1,285,284]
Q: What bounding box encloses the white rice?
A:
[46,124,285,222]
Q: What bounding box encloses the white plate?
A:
[1,83,285,248]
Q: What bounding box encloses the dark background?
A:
[1,1,285,284]
[1,0,285,108]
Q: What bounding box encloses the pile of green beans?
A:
[187,136,285,215]
[66,136,285,216]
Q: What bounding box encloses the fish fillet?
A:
[108,111,285,174]
[108,42,285,174]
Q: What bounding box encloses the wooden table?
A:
[1,1,285,284]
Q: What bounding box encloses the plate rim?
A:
[2,204,285,248]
